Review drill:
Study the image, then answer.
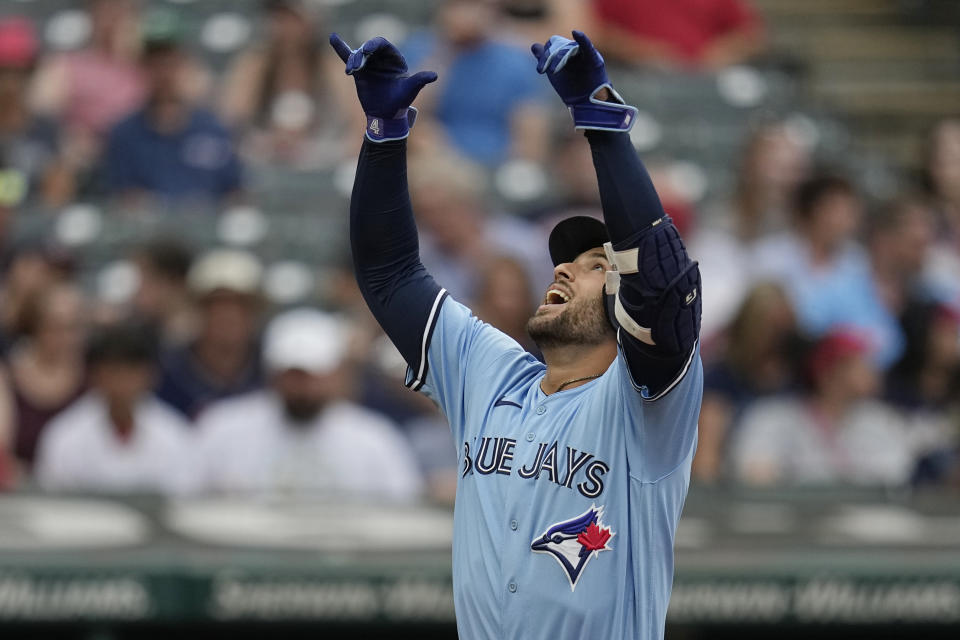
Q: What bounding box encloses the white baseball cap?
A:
[188,248,263,297]
[263,308,349,375]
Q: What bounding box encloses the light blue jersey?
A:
[409,294,702,640]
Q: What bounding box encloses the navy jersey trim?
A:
[407,288,449,392]
[620,331,698,402]
[643,338,697,401]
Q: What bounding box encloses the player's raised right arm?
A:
[330,34,446,388]
[533,31,702,401]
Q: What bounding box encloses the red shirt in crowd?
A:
[593,0,761,63]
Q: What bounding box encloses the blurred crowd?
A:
[0,0,957,500]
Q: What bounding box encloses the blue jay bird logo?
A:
[531,505,614,591]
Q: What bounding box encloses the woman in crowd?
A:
[690,122,812,341]
[731,330,914,486]
[219,0,362,168]
[693,282,800,482]
[29,0,145,182]
[473,255,541,357]
[8,283,88,468]
[886,301,960,484]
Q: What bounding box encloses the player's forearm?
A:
[349,138,445,371]
[587,129,701,369]
[585,130,665,243]
[350,138,419,277]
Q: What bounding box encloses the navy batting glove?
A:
[330,33,437,142]
[531,30,637,132]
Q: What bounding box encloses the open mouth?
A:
[545,288,571,305]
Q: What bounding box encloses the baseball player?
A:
[331,29,702,640]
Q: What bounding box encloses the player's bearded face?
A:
[526,250,614,349]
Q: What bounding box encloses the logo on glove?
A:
[368,118,382,136]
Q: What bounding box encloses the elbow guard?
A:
[602,217,702,356]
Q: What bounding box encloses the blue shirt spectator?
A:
[753,232,904,368]
[155,340,263,419]
[105,107,241,203]
[402,1,550,167]
[753,175,905,368]
[102,32,241,204]
[406,35,547,165]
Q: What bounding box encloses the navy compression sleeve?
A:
[350,139,446,389]
[585,130,665,238]
[585,130,701,398]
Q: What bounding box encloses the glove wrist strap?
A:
[365,107,419,142]
[570,84,638,132]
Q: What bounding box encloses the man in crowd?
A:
[193,308,423,500]
[402,0,551,166]
[155,249,264,419]
[35,321,193,493]
[732,330,914,486]
[103,12,241,205]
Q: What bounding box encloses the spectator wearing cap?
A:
[103,14,241,205]
[155,249,265,419]
[0,17,74,206]
[193,308,423,500]
[401,0,551,167]
[34,321,193,494]
[730,330,914,486]
[29,0,146,174]
[591,0,765,70]
[219,0,365,169]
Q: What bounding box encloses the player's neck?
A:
[540,342,617,395]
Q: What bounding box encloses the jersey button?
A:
[525,433,535,442]
[508,582,517,593]
[536,406,546,415]
[510,519,518,531]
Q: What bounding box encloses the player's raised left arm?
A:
[533,31,702,400]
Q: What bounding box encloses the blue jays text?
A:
[462,437,609,498]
